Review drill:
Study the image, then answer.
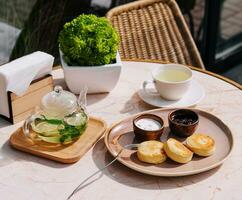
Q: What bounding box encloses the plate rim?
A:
[138,80,205,108]
[104,108,234,177]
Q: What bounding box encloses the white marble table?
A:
[0,61,241,200]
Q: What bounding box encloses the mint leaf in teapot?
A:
[41,115,64,125]
[59,125,82,143]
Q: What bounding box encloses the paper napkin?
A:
[0,51,54,118]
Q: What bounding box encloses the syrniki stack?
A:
[186,134,215,156]
[137,140,167,164]
[164,138,193,164]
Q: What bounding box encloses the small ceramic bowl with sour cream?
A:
[133,114,164,141]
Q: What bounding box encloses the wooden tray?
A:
[105,108,234,176]
[10,117,107,163]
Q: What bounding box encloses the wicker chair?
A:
[106,0,204,69]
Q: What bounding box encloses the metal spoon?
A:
[66,143,139,200]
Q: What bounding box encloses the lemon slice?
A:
[39,131,60,137]
[38,135,61,143]
[137,140,167,164]
[65,113,87,127]
[65,117,81,126]
[31,122,63,134]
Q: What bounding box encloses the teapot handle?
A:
[78,86,88,114]
[22,106,41,138]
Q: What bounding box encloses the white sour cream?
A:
[135,118,162,131]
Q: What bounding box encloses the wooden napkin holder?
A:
[1,75,53,124]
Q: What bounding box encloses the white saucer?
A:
[138,80,205,108]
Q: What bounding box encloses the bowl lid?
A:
[41,85,77,118]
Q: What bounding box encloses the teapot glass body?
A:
[23,86,88,144]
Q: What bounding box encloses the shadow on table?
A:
[120,91,197,116]
[92,138,221,190]
[120,92,156,115]
[0,141,71,168]
[0,118,12,128]
[87,93,109,106]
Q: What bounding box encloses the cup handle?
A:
[142,80,159,95]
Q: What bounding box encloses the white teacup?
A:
[143,64,193,100]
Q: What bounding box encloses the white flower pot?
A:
[60,50,122,94]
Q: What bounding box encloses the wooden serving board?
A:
[10,117,107,163]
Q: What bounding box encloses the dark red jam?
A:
[171,114,197,125]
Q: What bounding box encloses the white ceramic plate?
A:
[105,108,233,177]
[138,80,205,108]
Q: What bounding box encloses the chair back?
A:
[106,0,204,69]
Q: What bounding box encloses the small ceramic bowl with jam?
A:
[168,109,199,138]
[133,114,164,141]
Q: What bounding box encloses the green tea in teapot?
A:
[23,86,88,144]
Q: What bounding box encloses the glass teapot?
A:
[23,85,88,144]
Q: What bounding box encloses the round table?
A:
[0,60,241,200]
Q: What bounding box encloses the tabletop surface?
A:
[0,61,241,200]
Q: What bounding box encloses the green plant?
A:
[58,14,119,66]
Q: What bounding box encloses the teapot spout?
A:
[78,86,88,113]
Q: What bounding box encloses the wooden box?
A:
[1,75,53,124]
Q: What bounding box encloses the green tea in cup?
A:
[155,69,191,82]
[143,64,192,100]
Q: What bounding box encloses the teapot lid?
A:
[41,86,77,118]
